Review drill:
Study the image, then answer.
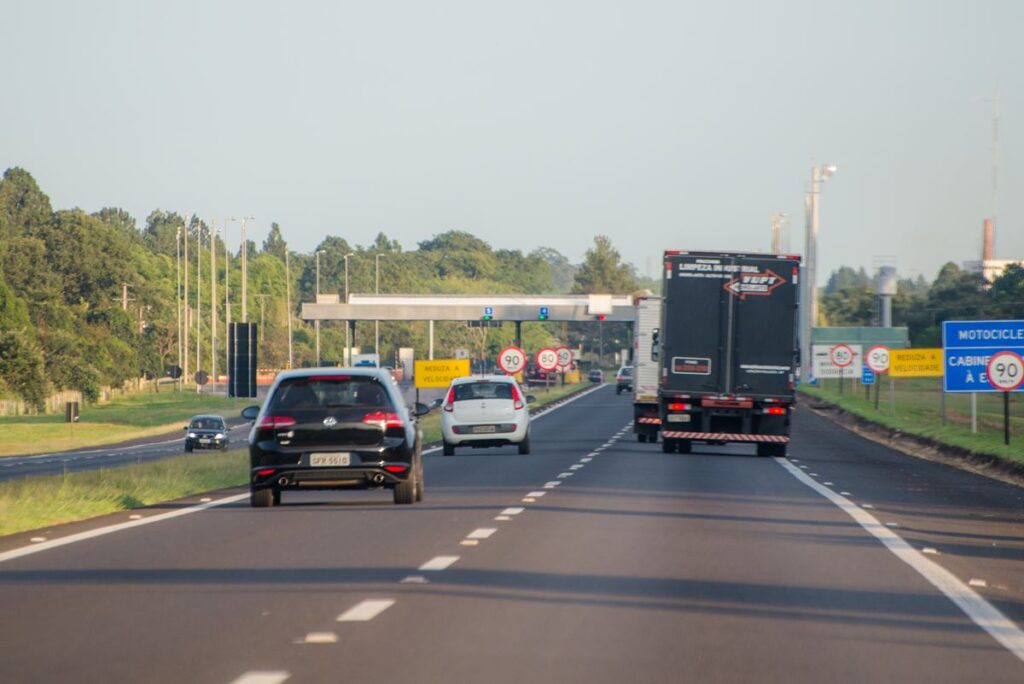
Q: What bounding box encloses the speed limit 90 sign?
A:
[865,345,890,373]
[987,351,1024,391]
[497,346,526,375]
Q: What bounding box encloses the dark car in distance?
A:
[588,369,604,383]
[184,415,229,452]
[241,368,431,508]
[615,366,633,394]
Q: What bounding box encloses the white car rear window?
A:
[454,382,514,401]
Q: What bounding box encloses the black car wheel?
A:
[394,473,416,505]
[518,435,531,455]
[415,459,424,502]
[185,444,193,453]
[442,440,455,456]
[251,488,274,508]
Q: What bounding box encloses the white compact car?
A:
[440,375,534,455]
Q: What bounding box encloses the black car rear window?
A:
[270,376,391,411]
[453,382,514,401]
[190,418,224,429]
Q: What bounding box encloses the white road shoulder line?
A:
[775,457,1024,663]
[0,493,249,565]
[337,599,395,622]
[229,671,290,684]
[419,555,459,571]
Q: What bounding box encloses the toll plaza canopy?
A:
[301,294,637,322]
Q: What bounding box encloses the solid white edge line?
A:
[775,457,1024,662]
[229,671,290,684]
[0,493,250,565]
[337,599,396,622]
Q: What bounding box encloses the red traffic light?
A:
[595,314,606,321]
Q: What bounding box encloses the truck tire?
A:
[662,439,675,454]
[677,440,692,454]
[650,432,658,444]
[637,433,647,443]
[772,443,787,458]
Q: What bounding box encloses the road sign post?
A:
[987,350,1024,445]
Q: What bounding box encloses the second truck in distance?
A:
[657,250,800,457]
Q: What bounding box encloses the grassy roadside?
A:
[0,392,257,457]
[0,449,248,537]
[800,380,1024,464]
[0,381,597,538]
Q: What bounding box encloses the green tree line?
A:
[0,168,644,409]
[820,262,1024,345]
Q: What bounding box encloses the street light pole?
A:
[315,249,326,366]
[210,219,217,394]
[286,248,293,369]
[176,226,182,392]
[196,219,202,393]
[238,216,254,322]
[344,252,354,364]
[375,253,387,356]
[801,163,837,384]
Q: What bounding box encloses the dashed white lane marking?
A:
[923,548,939,555]
[569,464,583,470]
[841,491,852,496]
[298,632,337,644]
[970,579,989,588]
[30,537,46,543]
[0,493,249,565]
[823,482,833,486]
[467,528,497,540]
[460,540,479,546]
[588,452,599,457]
[557,472,573,478]
[419,556,459,571]
[494,516,512,521]
[886,522,900,528]
[580,457,592,463]
[229,671,290,684]
[543,481,561,488]
[129,514,143,520]
[863,504,874,509]
[526,491,546,498]
[200,497,212,502]
[522,497,536,502]
[337,599,395,622]
[401,575,429,584]
[776,457,1024,663]
[501,507,525,516]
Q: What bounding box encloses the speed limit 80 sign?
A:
[987,351,1024,392]
[829,344,855,368]
[536,347,559,372]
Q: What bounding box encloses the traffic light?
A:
[538,306,549,321]
[595,314,606,321]
[482,313,492,321]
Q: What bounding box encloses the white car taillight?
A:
[443,387,455,412]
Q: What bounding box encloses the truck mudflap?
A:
[636,416,662,425]
[660,431,789,443]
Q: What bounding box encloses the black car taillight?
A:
[256,415,297,438]
[362,411,404,430]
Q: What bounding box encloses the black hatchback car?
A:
[241,368,430,508]
[184,415,229,452]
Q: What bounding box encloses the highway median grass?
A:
[0,449,248,537]
[0,380,597,537]
[0,391,256,457]
[800,378,1024,465]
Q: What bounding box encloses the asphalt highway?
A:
[1,385,1023,683]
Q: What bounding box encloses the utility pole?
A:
[196,219,202,393]
[211,218,217,394]
[375,253,387,355]
[183,215,190,385]
[176,226,182,392]
[344,252,354,364]
[286,249,293,369]
[238,216,254,322]
[770,212,788,254]
[121,283,129,310]
[255,294,271,343]
[225,218,233,331]
[801,164,837,384]
[315,250,325,365]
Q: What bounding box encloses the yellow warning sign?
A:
[889,348,943,378]
[414,359,471,389]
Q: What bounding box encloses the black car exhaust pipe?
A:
[371,473,386,484]
[277,476,290,487]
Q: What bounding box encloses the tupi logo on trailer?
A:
[723,269,786,299]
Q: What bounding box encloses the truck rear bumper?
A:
[660,431,789,443]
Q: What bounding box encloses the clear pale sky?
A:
[3,0,1021,284]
